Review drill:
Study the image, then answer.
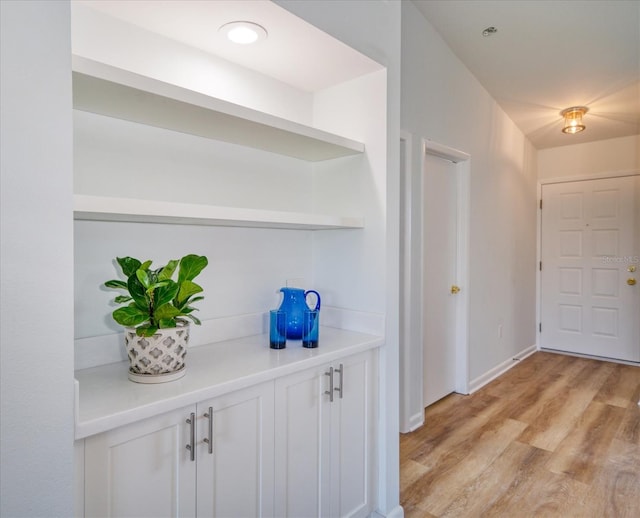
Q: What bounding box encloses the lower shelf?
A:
[73,195,364,230]
[74,326,383,439]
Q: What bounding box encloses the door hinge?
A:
[539,199,542,209]
[539,323,542,333]
[539,261,542,271]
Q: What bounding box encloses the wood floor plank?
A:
[403,418,528,516]
[581,438,640,517]
[515,385,593,452]
[616,398,640,444]
[437,441,551,517]
[482,466,592,518]
[594,363,640,408]
[400,458,429,493]
[547,401,626,484]
[400,352,640,517]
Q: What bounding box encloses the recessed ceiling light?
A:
[219,21,268,45]
[482,26,498,37]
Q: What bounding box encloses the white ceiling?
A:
[74,0,381,93]
[75,0,639,150]
[413,0,640,149]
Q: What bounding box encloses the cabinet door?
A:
[84,407,196,518]
[274,364,332,518]
[196,381,275,518]
[330,350,377,518]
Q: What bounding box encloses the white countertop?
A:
[74,326,383,439]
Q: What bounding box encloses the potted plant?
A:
[105,254,208,383]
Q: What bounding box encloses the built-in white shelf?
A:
[74,195,364,230]
[72,55,365,162]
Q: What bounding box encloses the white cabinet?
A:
[84,406,196,517]
[274,350,377,518]
[195,384,274,517]
[82,382,274,518]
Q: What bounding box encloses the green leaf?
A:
[105,279,128,290]
[184,314,202,326]
[127,275,148,308]
[136,325,158,337]
[112,305,149,327]
[178,255,208,283]
[158,319,177,329]
[114,295,132,304]
[155,281,179,308]
[136,269,150,289]
[140,260,153,271]
[177,280,203,304]
[154,303,180,321]
[158,260,179,281]
[116,257,142,278]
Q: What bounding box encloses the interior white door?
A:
[540,175,640,362]
[423,154,458,407]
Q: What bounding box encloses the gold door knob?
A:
[629,265,637,273]
[628,278,637,286]
[451,285,461,294]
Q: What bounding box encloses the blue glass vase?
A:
[277,287,321,340]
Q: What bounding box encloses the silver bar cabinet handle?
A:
[335,363,344,399]
[203,407,213,454]
[324,367,334,402]
[185,412,195,461]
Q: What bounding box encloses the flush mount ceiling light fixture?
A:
[561,106,588,134]
[219,21,268,45]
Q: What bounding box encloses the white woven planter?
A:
[124,323,189,383]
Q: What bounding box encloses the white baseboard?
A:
[468,344,537,394]
[370,505,404,518]
[408,411,425,432]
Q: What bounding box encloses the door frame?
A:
[399,134,470,432]
[536,169,640,362]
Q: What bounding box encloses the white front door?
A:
[423,153,458,406]
[540,175,640,362]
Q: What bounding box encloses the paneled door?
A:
[540,175,640,362]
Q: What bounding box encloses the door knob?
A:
[629,265,637,273]
[628,278,637,286]
[451,285,461,294]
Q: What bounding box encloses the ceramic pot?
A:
[124,323,189,383]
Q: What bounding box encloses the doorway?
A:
[399,135,470,432]
[540,175,640,362]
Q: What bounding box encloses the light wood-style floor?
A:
[400,351,640,517]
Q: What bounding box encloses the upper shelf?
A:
[74,195,364,230]
[71,56,365,162]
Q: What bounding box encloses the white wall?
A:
[538,135,639,181]
[400,1,538,422]
[0,1,75,516]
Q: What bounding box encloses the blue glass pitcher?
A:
[277,287,321,340]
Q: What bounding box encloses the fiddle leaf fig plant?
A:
[105,254,208,337]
